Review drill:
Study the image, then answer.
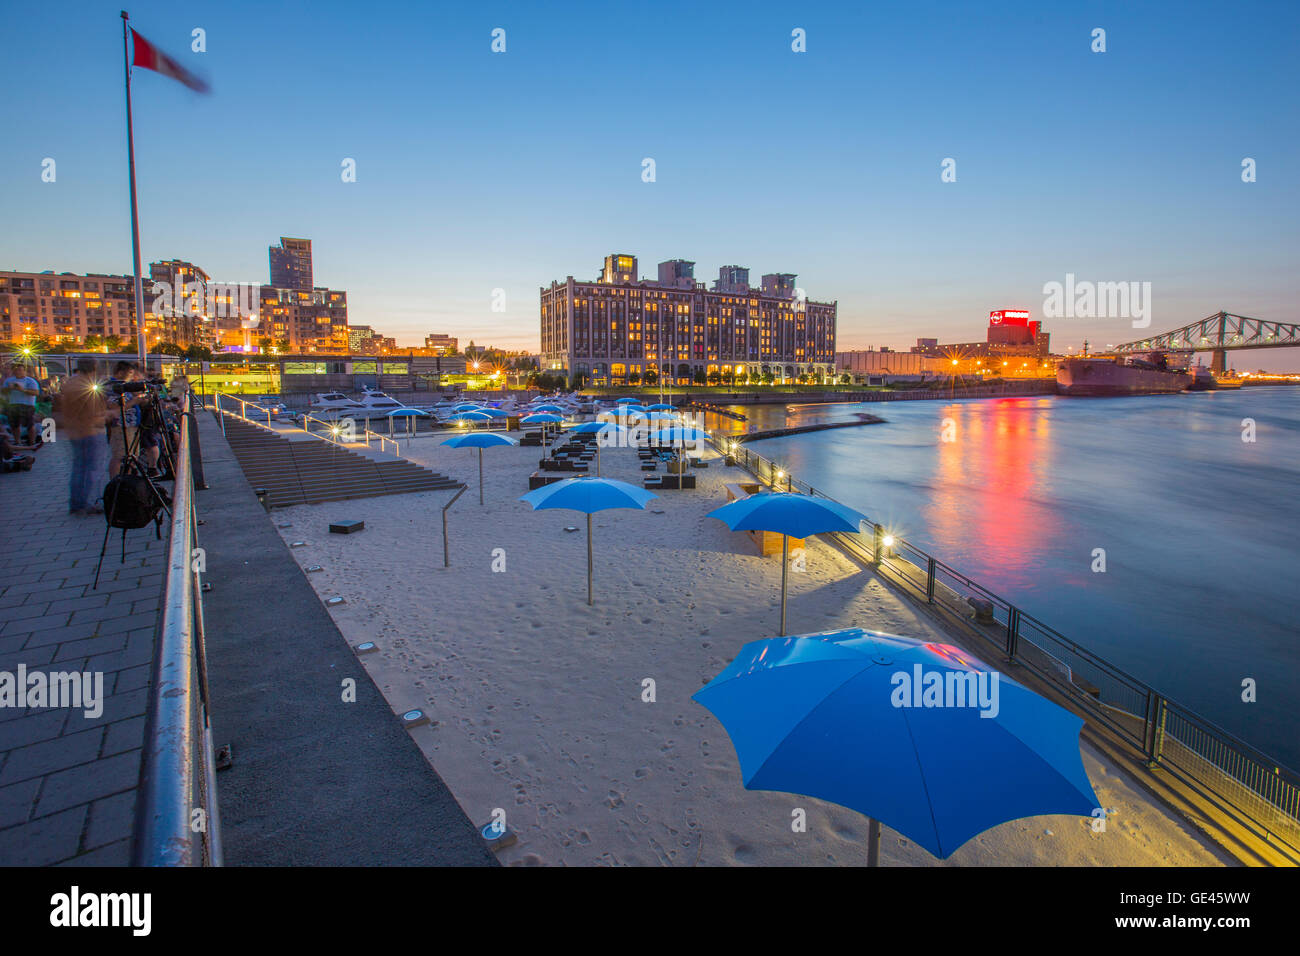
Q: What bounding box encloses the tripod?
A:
[92,388,174,589]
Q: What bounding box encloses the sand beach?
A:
[270,430,1235,866]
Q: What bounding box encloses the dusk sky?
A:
[3,0,1297,367]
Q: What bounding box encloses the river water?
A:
[692,388,1300,769]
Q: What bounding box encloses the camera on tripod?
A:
[108,377,164,395]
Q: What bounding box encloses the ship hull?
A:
[1057,359,1192,397]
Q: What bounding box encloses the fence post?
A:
[926,556,936,603]
[1004,605,1020,662]
[872,524,882,565]
[1146,696,1168,767]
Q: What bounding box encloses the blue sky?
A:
[2,0,1297,367]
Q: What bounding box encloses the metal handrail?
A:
[207,392,401,456]
[300,412,399,456]
[132,396,223,865]
[706,429,1300,854]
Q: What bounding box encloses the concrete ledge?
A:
[195,413,496,866]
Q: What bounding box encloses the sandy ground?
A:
[270,430,1235,866]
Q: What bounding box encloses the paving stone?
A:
[0,709,68,752]
[56,838,130,866]
[0,805,87,865]
[34,748,141,818]
[0,778,40,828]
[85,789,136,851]
[0,727,105,786]
[102,716,146,757]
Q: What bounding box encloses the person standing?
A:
[2,361,41,444]
[58,358,108,515]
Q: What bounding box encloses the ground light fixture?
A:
[401,709,429,729]
[354,642,377,654]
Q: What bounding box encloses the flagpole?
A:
[121,10,148,366]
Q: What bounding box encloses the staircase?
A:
[216,415,461,507]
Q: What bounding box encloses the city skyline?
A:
[2,0,1296,368]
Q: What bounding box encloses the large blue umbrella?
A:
[694,627,1099,862]
[448,410,493,423]
[521,412,564,452]
[519,477,657,605]
[442,431,519,504]
[613,397,640,405]
[530,404,565,413]
[452,402,483,412]
[708,492,867,635]
[648,425,710,444]
[646,403,675,411]
[648,425,711,473]
[386,406,429,442]
[568,421,627,476]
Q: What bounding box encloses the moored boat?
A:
[1056,352,1192,396]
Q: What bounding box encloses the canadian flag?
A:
[131,28,209,93]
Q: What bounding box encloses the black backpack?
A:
[103,474,164,529]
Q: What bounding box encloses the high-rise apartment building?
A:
[259,286,349,354]
[3,238,348,354]
[1,270,139,347]
[424,333,458,354]
[268,237,313,290]
[540,253,836,385]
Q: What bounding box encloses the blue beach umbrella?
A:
[481,408,511,418]
[448,410,493,423]
[530,404,565,413]
[521,412,565,452]
[647,425,711,471]
[452,402,483,412]
[386,406,429,442]
[646,403,674,411]
[568,421,627,476]
[708,492,867,635]
[693,627,1099,862]
[519,476,657,605]
[614,397,640,405]
[648,425,710,444]
[443,431,519,504]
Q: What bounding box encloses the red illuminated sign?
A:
[989,309,1030,327]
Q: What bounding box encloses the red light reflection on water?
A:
[926,398,1057,594]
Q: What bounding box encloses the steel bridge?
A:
[1113,312,1300,372]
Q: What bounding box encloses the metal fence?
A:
[709,433,1300,856]
[208,392,400,455]
[131,397,223,866]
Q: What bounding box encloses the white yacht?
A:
[309,392,364,414]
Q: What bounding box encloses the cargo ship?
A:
[1056,351,1192,396]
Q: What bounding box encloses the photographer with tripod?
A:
[92,363,176,585]
[58,358,108,515]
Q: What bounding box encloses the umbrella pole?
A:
[780,534,789,637]
[478,447,484,505]
[596,443,601,476]
[586,512,593,606]
[867,817,881,866]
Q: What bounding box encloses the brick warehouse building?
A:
[540,254,836,385]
